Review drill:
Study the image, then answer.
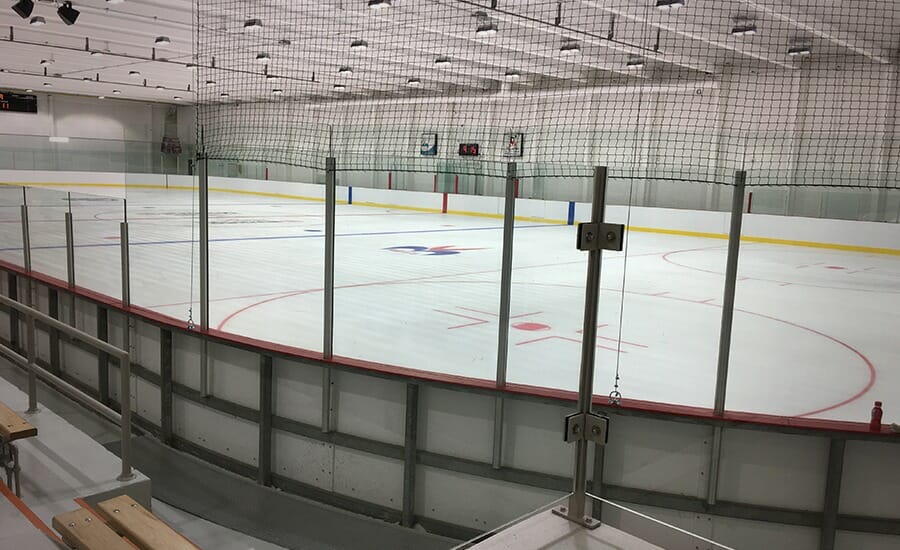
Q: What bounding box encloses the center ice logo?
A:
[385,245,484,256]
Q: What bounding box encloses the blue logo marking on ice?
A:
[385,245,485,256]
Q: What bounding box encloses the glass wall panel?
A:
[0,186,25,268]
[24,187,69,283]
[70,190,124,301]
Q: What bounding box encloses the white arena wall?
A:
[0,170,899,549]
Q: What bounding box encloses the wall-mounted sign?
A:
[0,91,37,114]
[420,133,438,156]
[503,132,524,157]
[458,143,480,156]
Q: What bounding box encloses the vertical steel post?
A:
[48,289,60,377]
[199,157,210,397]
[402,383,419,527]
[65,211,76,288]
[566,166,608,522]
[706,425,724,505]
[713,171,747,416]
[820,438,845,550]
[97,305,110,405]
[322,158,337,433]
[21,203,38,414]
[160,328,173,445]
[258,354,273,486]
[118,221,134,481]
[492,162,517,470]
[324,157,336,359]
[7,273,19,350]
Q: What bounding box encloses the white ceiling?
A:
[0,0,897,105]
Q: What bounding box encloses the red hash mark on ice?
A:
[516,335,623,353]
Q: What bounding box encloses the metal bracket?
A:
[563,412,609,445]
[577,222,625,252]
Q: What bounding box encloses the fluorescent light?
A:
[128,70,141,77]
[788,46,811,56]
[350,39,368,50]
[272,89,283,96]
[243,18,263,31]
[255,53,270,63]
[29,16,45,26]
[626,57,645,69]
[205,80,216,86]
[278,39,291,46]
[434,57,451,66]
[40,59,53,66]
[334,84,347,91]
[82,77,92,81]
[42,82,52,87]
[156,85,165,90]
[504,70,521,80]
[98,95,105,99]
[406,78,422,88]
[155,36,171,45]
[338,66,353,76]
[266,74,279,80]
[367,0,391,8]
[90,51,104,57]
[112,89,121,95]
[475,22,498,36]
[731,22,757,36]
[25,89,33,93]
[220,92,229,98]
[173,96,183,100]
[560,42,581,55]
[106,0,124,4]
[655,0,685,10]
[49,137,70,143]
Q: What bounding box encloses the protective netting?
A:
[195,0,900,190]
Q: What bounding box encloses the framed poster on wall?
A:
[503,132,524,157]
[420,133,438,156]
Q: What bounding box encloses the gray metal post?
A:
[21,204,38,414]
[492,163,517,470]
[7,273,19,350]
[324,157,336,359]
[65,211,76,288]
[713,171,747,416]
[160,328,173,445]
[402,383,419,527]
[321,368,333,433]
[564,166,609,524]
[706,425,724,505]
[258,354,273,486]
[820,438,845,550]
[199,157,210,397]
[97,305,110,405]
[118,221,134,481]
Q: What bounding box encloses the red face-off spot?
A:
[512,322,551,332]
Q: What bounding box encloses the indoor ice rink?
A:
[0,1,899,550]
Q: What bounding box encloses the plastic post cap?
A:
[875,401,882,407]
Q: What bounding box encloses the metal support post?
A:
[553,167,621,529]
[713,171,747,416]
[321,368,333,433]
[706,425,723,505]
[199,157,210,397]
[7,273,19,350]
[97,305,110,405]
[590,443,606,520]
[492,162,517,470]
[21,204,38,414]
[324,157,336,360]
[65,211,76,288]
[160,328,173,445]
[820,438,845,550]
[402,383,419,527]
[118,221,134,481]
[258,355,273,486]
[48,289,60,377]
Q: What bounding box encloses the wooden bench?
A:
[96,494,198,550]
[52,508,133,550]
[0,401,37,497]
[53,495,199,550]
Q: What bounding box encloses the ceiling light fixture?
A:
[40,59,53,66]
[112,89,121,95]
[504,70,521,80]
[128,70,141,77]
[156,85,165,90]
[205,80,216,86]
[474,11,498,36]
[255,53,270,63]
[272,88,283,95]
[173,96,182,100]
[350,39,368,50]
[12,0,34,19]
[278,39,291,46]
[266,73,279,79]
[788,45,811,56]
[220,92,229,98]
[334,84,347,91]
[98,95,106,99]
[58,1,79,25]
[338,66,353,75]
[243,18,262,31]
[155,36,171,45]
[434,57,451,66]
[106,0,124,4]
[406,78,422,88]
[626,57,645,69]
[29,16,45,26]
[560,42,581,55]
[90,50,104,57]
[25,88,33,93]
[731,21,757,36]
[42,82,52,87]
[655,0,685,10]
[367,0,391,9]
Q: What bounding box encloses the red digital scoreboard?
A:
[458,143,480,156]
[0,91,38,113]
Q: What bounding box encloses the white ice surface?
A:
[1,186,898,423]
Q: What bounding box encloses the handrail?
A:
[0,293,133,480]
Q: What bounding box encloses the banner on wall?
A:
[502,132,524,157]
[420,133,438,156]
